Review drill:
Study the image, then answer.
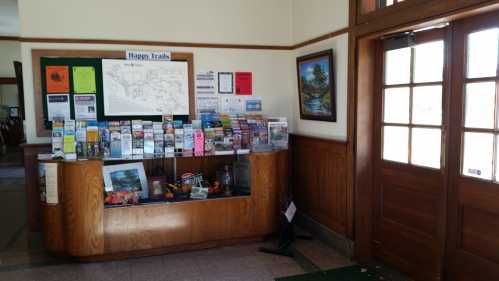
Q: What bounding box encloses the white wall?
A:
[0,41,20,77]
[0,41,20,107]
[21,43,294,143]
[291,0,350,141]
[292,0,349,43]
[18,0,352,143]
[18,0,293,46]
[17,0,295,144]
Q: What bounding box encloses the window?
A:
[462,28,499,181]
[382,39,444,169]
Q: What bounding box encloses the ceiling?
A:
[0,0,19,36]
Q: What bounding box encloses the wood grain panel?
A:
[461,206,499,265]
[99,151,286,257]
[21,143,52,232]
[40,161,65,253]
[62,160,104,256]
[355,0,499,36]
[290,134,351,237]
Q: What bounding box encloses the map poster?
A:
[235,72,252,95]
[102,59,189,116]
[46,66,69,93]
[73,66,96,93]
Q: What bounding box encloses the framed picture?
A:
[102,162,148,199]
[218,72,234,94]
[296,50,336,122]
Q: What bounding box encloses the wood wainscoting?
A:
[21,143,52,232]
[290,134,352,238]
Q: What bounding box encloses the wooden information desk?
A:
[40,150,288,260]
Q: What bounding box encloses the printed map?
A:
[102,59,189,116]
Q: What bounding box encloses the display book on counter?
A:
[46,113,288,161]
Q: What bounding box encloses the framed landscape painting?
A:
[296,50,336,122]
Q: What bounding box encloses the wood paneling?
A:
[353,37,377,259]
[290,134,351,238]
[21,143,52,232]
[355,0,499,36]
[41,161,65,254]
[0,77,16,84]
[62,160,105,256]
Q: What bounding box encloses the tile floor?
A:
[0,242,308,281]
[0,148,356,281]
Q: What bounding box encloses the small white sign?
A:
[126,50,171,61]
[284,202,297,223]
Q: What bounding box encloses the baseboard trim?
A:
[295,212,355,258]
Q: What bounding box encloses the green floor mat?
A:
[276,265,379,281]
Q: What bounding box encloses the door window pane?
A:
[411,128,441,168]
[467,28,499,78]
[463,132,494,180]
[383,126,409,163]
[412,85,442,125]
[414,41,444,83]
[465,82,496,129]
[385,47,411,85]
[384,87,410,123]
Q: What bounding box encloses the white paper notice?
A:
[218,72,233,94]
[74,94,97,120]
[196,71,216,95]
[284,201,297,223]
[47,94,70,121]
[45,163,59,204]
[220,96,244,114]
[197,96,219,114]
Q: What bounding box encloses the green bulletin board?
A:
[40,57,166,129]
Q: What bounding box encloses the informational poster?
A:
[73,66,97,93]
[74,94,97,120]
[218,72,233,94]
[45,163,59,204]
[196,71,216,95]
[196,96,219,114]
[220,96,244,114]
[46,66,69,93]
[245,96,262,112]
[235,72,252,95]
[102,59,189,116]
[47,94,70,121]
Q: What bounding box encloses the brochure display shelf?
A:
[39,150,288,260]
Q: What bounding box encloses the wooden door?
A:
[373,29,448,281]
[446,10,499,281]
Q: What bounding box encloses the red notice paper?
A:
[235,72,252,95]
[46,66,70,93]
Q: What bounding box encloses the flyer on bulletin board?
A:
[73,66,97,93]
[46,66,70,93]
[235,72,252,95]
